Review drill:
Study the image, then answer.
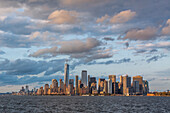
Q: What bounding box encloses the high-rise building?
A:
[109,75,116,83]
[68,79,74,95]
[64,63,69,87]
[120,75,123,84]
[78,80,82,95]
[75,75,78,95]
[108,79,112,94]
[59,79,64,93]
[133,81,139,94]
[69,79,74,87]
[109,75,117,94]
[123,75,131,96]
[104,80,108,93]
[112,82,118,94]
[44,84,49,95]
[89,77,97,94]
[143,80,149,95]
[133,75,143,94]
[81,70,87,87]
[52,79,58,92]
[25,85,29,92]
[37,86,43,95]
[88,75,90,87]
[98,78,105,94]
[52,79,58,88]
[119,76,123,94]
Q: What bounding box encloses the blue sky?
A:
[0,0,170,93]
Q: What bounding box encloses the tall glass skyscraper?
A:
[81,70,87,87]
[64,63,69,87]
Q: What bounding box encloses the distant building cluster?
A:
[13,63,149,96]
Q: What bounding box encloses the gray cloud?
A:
[0,73,65,86]
[146,54,167,63]
[103,37,114,41]
[0,15,33,35]
[162,19,170,35]
[0,59,65,76]
[30,38,101,57]
[87,58,131,65]
[119,27,158,40]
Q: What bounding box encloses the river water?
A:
[0,96,169,113]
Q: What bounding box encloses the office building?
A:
[89,77,97,94]
[120,75,123,83]
[133,81,139,94]
[44,84,49,95]
[108,79,112,94]
[109,75,117,94]
[88,75,90,87]
[123,75,131,96]
[25,85,29,93]
[59,79,64,93]
[104,80,108,93]
[98,78,105,94]
[81,70,87,87]
[109,75,116,83]
[133,75,143,94]
[75,75,78,95]
[52,79,58,92]
[64,63,69,87]
[143,80,149,95]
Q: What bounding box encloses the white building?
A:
[108,79,112,94]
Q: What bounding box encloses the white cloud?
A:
[30,38,101,57]
[48,10,79,24]
[121,27,158,40]
[162,19,170,35]
[96,14,109,23]
[110,10,136,24]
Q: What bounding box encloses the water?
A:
[0,96,170,113]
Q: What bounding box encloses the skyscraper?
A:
[52,79,58,92]
[44,84,49,95]
[98,78,105,94]
[25,85,29,94]
[52,79,58,88]
[143,80,149,95]
[64,63,69,87]
[109,75,117,94]
[75,75,78,95]
[133,75,143,94]
[69,79,74,87]
[104,80,108,93]
[88,75,90,87]
[81,70,87,87]
[133,81,139,94]
[59,79,64,93]
[68,79,74,95]
[120,75,123,84]
[108,79,112,94]
[109,75,116,83]
[123,75,131,96]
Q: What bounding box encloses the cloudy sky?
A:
[0,0,170,93]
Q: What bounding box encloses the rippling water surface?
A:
[0,96,170,113]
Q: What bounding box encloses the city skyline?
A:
[13,63,149,96]
[0,0,170,93]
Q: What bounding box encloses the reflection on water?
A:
[0,96,170,113]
